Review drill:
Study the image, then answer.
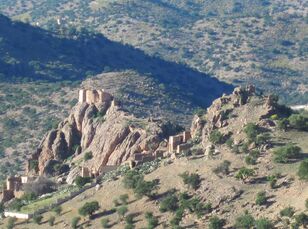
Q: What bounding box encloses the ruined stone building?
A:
[78,89,113,104]
[168,131,192,153]
[1,176,35,203]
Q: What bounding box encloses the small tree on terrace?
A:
[78,201,100,219]
[160,193,179,212]
[133,179,159,199]
[179,171,201,190]
[123,170,144,189]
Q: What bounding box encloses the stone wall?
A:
[4,211,31,219]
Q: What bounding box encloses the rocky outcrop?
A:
[191,85,279,148]
[29,94,170,175]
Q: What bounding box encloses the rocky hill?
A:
[0,13,232,183]
[29,89,181,177]
[7,85,307,229]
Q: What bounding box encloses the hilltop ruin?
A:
[78,89,113,104]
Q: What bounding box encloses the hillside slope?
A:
[0,0,307,104]
[0,14,232,182]
[4,86,308,229]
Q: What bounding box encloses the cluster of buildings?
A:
[1,176,35,203]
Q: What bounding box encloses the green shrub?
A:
[189,199,212,218]
[255,218,274,229]
[277,118,289,131]
[213,160,231,175]
[170,208,184,227]
[267,175,278,189]
[123,170,144,189]
[113,199,121,207]
[21,192,37,202]
[75,176,91,188]
[8,199,24,211]
[84,152,93,161]
[255,191,267,206]
[270,114,279,120]
[245,155,257,165]
[125,223,135,229]
[209,130,224,144]
[48,216,55,226]
[226,138,234,149]
[208,216,225,229]
[280,206,295,217]
[298,159,308,181]
[125,214,134,224]
[306,199,308,210]
[273,144,301,163]
[234,212,255,229]
[235,167,255,181]
[101,218,110,228]
[244,123,259,142]
[288,114,308,131]
[52,205,62,215]
[294,213,308,226]
[7,217,16,229]
[33,215,43,225]
[133,179,159,199]
[119,194,129,205]
[28,160,39,171]
[194,108,207,117]
[160,194,179,212]
[78,201,100,218]
[179,171,201,190]
[117,206,128,220]
[255,133,271,146]
[71,216,81,229]
[145,212,159,229]
[240,143,249,154]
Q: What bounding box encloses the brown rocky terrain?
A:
[191,85,278,148]
[29,89,176,176]
[2,86,307,229]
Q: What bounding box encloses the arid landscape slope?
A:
[2,86,307,229]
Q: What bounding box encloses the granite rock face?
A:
[29,97,167,175]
